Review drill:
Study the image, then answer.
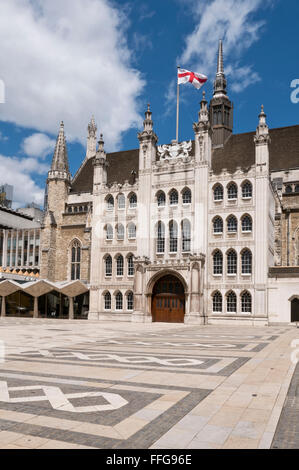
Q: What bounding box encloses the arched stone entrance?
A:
[290,297,299,322]
[151,274,185,323]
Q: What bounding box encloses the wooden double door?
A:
[152,275,185,323]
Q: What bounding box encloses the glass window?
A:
[169,221,178,252]
[105,255,112,277]
[241,291,252,313]
[213,217,223,234]
[214,185,223,201]
[213,250,223,275]
[227,216,237,233]
[127,292,134,310]
[71,240,81,280]
[157,192,166,207]
[242,250,252,274]
[182,219,191,252]
[157,222,165,253]
[116,255,124,276]
[107,195,114,210]
[227,183,238,200]
[116,292,123,310]
[242,215,252,232]
[227,250,237,274]
[128,223,136,239]
[118,194,125,209]
[106,224,113,240]
[129,194,137,208]
[242,182,252,198]
[169,189,178,206]
[182,188,191,204]
[227,291,237,313]
[104,292,111,310]
[213,292,222,312]
[128,255,134,276]
[117,224,124,240]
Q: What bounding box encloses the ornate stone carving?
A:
[157,140,192,160]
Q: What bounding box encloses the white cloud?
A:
[179,0,268,93]
[0,154,47,207]
[22,133,56,159]
[0,0,145,150]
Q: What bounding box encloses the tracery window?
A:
[71,240,81,280]
[212,291,222,312]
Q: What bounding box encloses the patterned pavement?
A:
[0,318,297,449]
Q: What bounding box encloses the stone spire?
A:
[138,103,158,144]
[86,116,97,159]
[209,39,233,147]
[254,105,270,144]
[49,121,70,180]
[213,39,227,98]
[195,91,209,129]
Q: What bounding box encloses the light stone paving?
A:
[0,318,297,449]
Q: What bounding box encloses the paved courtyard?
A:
[0,318,298,449]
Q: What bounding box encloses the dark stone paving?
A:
[271,362,299,449]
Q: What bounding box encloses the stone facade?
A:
[39,41,299,325]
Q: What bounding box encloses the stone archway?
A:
[151,274,185,323]
[290,296,299,323]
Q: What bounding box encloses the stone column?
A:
[1,296,6,317]
[68,296,74,319]
[185,258,205,324]
[33,296,38,318]
[132,260,151,323]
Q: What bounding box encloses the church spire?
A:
[213,39,227,98]
[48,121,70,181]
[209,40,233,147]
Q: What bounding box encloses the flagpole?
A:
[176,66,180,142]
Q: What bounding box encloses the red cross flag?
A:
[178,68,208,89]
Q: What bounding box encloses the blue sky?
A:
[0,0,298,207]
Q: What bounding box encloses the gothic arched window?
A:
[169,220,178,252]
[241,249,252,274]
[106,195,114,210]
[182,219,191,252]
[127,291,134,310]
[213,250,223,275]
[182,188,192,204]
[227,183,238,200]
[71,240,81,280]
[115,292,123,310]
[212,291,222,312]
[157,221,165,253]
[128,223,136,239]
[227,215,237,233]
[241,291,252,313]
[157,191,166,207]
[106,224,113,240]
[241,215,252,232]
[169,189,179,206]
[117,224,124,240]
[242,181,252,198]
[105,255,112,277]
[227,250,237,275]
[116,255,124,276]
[213,217,223,234]
[214,184,223,201]
[118,194,125,209]
[129,193,137,208]
[104,292,111,310]
[127,255,134,276]
[227,291,237,313]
